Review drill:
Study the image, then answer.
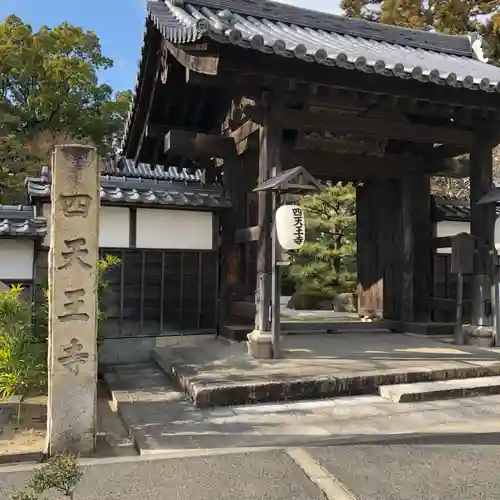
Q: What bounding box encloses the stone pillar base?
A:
[247,330,274,359]
[464,325,493,347]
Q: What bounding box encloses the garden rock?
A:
[333,292,357,313]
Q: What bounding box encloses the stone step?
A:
[379,376,500,403]
[220,321,392,342]
[103,363,199,455]
[220,324,252,341]
[153,339,500,408]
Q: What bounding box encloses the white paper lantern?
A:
[495,216,500,252]
[275,205,306,250]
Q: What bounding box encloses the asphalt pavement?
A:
[3,438,500,500]
[0,450,324,500]
[307,438,500,500]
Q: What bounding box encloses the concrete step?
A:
[379,375,500,403]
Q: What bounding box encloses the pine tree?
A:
[288,183,357,295]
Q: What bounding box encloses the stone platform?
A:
[152,332,500,407]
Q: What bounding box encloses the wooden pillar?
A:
[470,136,495,326]
[358,174,432,324]
[356,181,383,318]
[357,179,402,320]
[401,174,433,322]
[401,175,415,322]
[412,175,433,322]
[218,155,240,331]
[247,92,282,358]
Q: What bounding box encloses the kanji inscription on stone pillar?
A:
[46,144,99,455]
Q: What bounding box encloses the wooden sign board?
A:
[451,232,474,275]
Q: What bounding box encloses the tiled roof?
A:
[0,205,47,238]
[26,159,230,209]
[432,196,500,222]
[121,0,500,153]
[103,158,204,182]
[147,0,500,92]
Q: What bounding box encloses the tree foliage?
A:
[0,15,132,203]
[287,183,357,296]
[340,0,500,62]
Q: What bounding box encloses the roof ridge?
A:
[157,0,475,56]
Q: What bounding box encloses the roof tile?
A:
[148,0,500,91]
[0,205,47,238]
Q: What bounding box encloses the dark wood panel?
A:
[99,249,218,338]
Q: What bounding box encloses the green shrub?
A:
[96,254,122,322]
[12,452,83,500]
[287,287,335,310]
[0,255,121,399]
[0,285,45,399]
[0,284,32,334]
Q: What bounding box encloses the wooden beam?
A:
[163,129,236,158]
[134,62,161,166]
[125,28,162,158]
[231,120,260,155]
[281,148,469,178]
[231,120,260,144]
[163,40,219,75]
[431,144,469,160]
[244,105,475,147]
[235,226,260,243]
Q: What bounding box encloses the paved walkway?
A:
[105,362,500,455]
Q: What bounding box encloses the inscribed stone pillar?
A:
[46,144,99,455]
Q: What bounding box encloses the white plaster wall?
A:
[435,220,470,254]
[0,239,34,280]
[136,208,214,250]
[42,204,130,248]
[98,206,130,248]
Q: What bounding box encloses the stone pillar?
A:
[46,144,99,455]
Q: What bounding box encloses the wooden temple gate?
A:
[121,0,500,352]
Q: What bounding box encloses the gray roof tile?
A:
[148,0,500,91]
[0,205,47,238]
[26,166,230,209]
[432,196,500,222]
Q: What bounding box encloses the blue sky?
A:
[1,0,341,93]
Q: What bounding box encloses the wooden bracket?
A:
[163,40,219,75]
